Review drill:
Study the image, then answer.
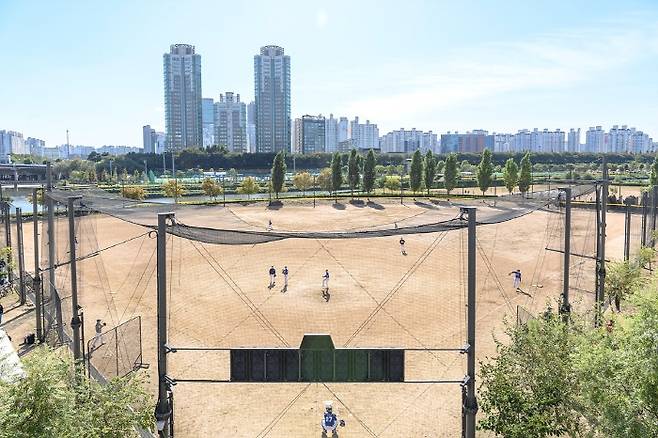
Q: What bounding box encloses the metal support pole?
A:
[46,163,63,343]
[559,187,571,316]
[649,186,658,248]
[641,191,648,247]
[67,196,83,362]
[624,205,631,261]
[313,175,317,208]
[16,208,25,305]
[4,201,12,285]
[462,206,477,438]
[155,212,174,437]
[33,188,40,277]
[45,165,61,339]
[171,153,177,205]
[595,157,607,327]
[222,176,226,207]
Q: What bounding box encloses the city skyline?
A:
[2,1,658,147]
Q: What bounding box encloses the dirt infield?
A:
[17,198,630,437]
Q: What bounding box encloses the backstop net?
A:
[40,185,597,437]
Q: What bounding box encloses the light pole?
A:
[144,160,148,182]
[313,174,317,208]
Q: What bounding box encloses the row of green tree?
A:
[268,149,535,197]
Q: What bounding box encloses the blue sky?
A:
[1,0,658,147]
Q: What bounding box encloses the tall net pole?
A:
[16,208,25,305]
[68,196,83,362]
[595,157,607,327]
[462,206,477,438]
[560,187,571,316]
[33,188,43,340]
[4,201,12,285]
[46,163,63,343]
[649,186,658,248]
[155,212,174,437]
[624,204,631,262]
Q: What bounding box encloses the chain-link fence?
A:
[87,316,143,380]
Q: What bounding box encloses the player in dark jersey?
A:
[321,401,345,437]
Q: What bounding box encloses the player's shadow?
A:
[281,285,287,293]
[349,199,365,208]
[267,201,283,210]
[268,283,276,290]
[516,288,532,297]
[322,289,331,302]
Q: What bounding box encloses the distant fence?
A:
[516,305,535,326]
[87,316,143,380]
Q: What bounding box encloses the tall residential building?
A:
[299,115,325,154]
[440,130,492,153]
[247,101,256,153]
[202,98,215,148]
[349,117,379,150]
[325,114,338,153]
[585,126,607,153]
[293,118,302,154]
[380,129,438,153]
[0,130,26,161]
[155,132,166,154]
[514,128,564,153]
[142,125,158,153]
[630,129,652,153]
[26,137,45,156]
[214,92,247,153]
[337,117,349,143]
[163,43,203,151]
[492,133,514,152]
[567,128,580,152]
[254,45,291,153]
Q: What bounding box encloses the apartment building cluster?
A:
[157,44,289,154]
[440,126,656,154]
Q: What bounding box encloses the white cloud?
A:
[340,17,658,133]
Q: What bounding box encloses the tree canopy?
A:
[518,152,532,195]
[347,149,360,197]
[292,172,313,195]
[443,153,458,195]
[409,150,423,193]
[503,158,519,194]
[0,347,153,438]
[362,149,376,194]
[423,150,437,195]
[476,149,494,195]
[270,151,286,198]
[331,152,343,195]
[479,268,658,438]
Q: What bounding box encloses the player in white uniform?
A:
[322,269,330,290]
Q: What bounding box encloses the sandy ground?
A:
[1,196,635,438]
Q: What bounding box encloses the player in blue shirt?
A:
[509,269,522,291]
[321,401,345,437]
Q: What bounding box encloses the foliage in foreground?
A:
[0,347,153,438]
[479,282,658,437]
